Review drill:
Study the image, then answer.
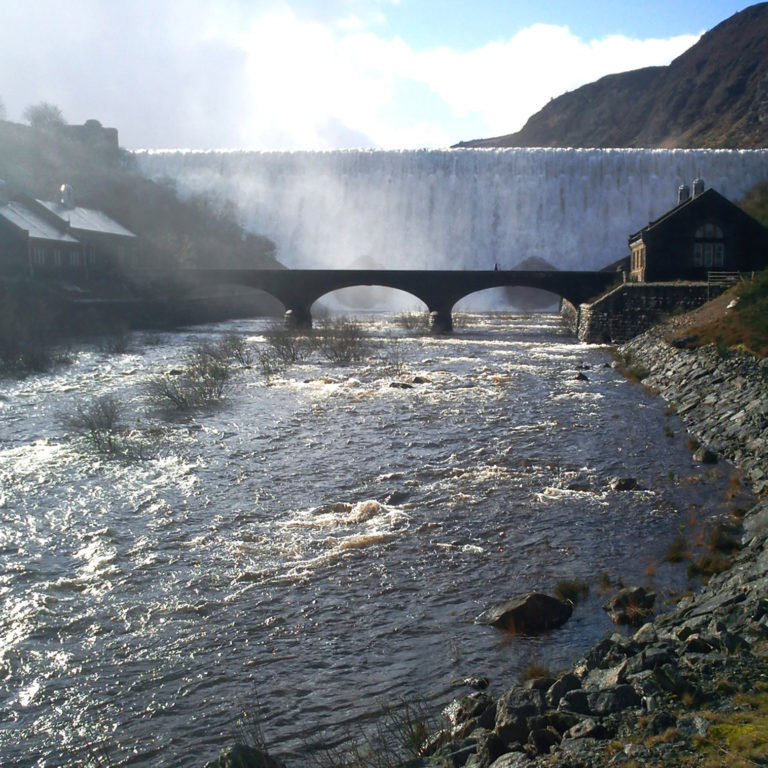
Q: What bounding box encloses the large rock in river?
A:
[476,591,573,634]
[204,744,286,768]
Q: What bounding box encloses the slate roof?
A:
[628,188,756,244]
[0,200,79,243]
[35,200,136,239]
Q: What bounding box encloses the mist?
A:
[135,147,768,273]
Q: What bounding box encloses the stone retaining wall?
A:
[562,283,719,344]
[621,329,768,495]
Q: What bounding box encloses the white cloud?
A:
[0,1,700,149]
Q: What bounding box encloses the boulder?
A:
[693,446,718,464]
[476,592,573,634]
[495,688,545,744]
[204,744,286,768]
[609,477,638,491]
[545,673,581,707]
[464,676,490,690]
[488,752,532,768]
[603,587,656,626]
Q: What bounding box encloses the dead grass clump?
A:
[687,553,733,581]
[554,579,589,604]
[708,519,742,554]
[521,662,553,682]
[664,534,689,563]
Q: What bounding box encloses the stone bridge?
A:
[190,268,618,332]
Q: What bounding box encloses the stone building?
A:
[629,180,768,282]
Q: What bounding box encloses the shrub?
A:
[100,328,131,354]
[263,324,313,364]
[256,349,286,382]
[394,311,429,332]
[0,282,60,376]
[314,319,372,364]
[379,338,407,377]
[708,519,742,554]
[64,394,125,454]
[147,337,237,410]
[687,553,732,580]
[219,333,253,367]
[521,662,553,681]
[626,365,650,382]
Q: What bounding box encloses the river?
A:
[0,312,750,767]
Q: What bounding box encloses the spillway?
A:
[134,148,768,271]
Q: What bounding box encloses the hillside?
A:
[0,119,281,272]
[456,3,768,149]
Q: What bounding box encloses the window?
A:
[53,249,63,266]
[70,251,81,267]
[33,247,46,266]
[693,222,725,269]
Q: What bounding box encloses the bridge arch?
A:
[454,285,561,312]
[311,285,428,314]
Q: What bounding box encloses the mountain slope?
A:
[456,3,768,149]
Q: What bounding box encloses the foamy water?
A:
[0,313,750,766]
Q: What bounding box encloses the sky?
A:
[0,0,757,150]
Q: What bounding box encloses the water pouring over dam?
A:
[135,148,768,273]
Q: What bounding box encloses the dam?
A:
[134,148,768,273]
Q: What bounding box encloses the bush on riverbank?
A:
[671,269,768,358]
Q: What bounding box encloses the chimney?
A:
[677,184,691,204]
[59,183,75,208]
[692,178,705,197]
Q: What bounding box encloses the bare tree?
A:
[22,101,66,129]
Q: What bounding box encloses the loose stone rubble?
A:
[204,325,768,768]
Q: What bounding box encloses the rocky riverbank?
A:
[206,322,768,768]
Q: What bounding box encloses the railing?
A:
[707,271,750,286]
[707,271,752,299]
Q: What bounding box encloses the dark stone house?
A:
[0,182,136,277]
[35,184,137,272]
[629,181,768,282]
[0,183,83,276]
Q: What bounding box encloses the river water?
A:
[0,312,749,767]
